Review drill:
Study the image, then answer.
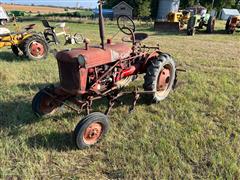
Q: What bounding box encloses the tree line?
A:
[104,0,240,18]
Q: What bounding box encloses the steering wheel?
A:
[117,15,135,35]
[120,27,136,45]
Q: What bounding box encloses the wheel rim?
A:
[29,41,45,58]
[74,33,83,44]
[157,64,173,96]
[83,122,103,145]
[39,92,56,114]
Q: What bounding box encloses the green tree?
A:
[137,0,151,17]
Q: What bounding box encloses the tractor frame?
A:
[32,0,182,149]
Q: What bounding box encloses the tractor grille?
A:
[57,59,81,92]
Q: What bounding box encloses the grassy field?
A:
[0,20,240,179]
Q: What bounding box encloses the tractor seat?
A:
[23,24,36,31]
[42,20,55,29]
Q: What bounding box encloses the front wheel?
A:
[32,87,61,117]
[187,28,195,36]
[74,33,84,44]
[73,112,109,149]
[143,53,176,103]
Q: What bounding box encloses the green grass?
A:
[0,20,240,179]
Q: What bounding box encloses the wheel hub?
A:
[157,68,170,91]
[83,122,103,145]
[30,42,44,57]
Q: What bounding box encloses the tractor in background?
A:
[154,10,190,32]
[186,6,216,35]
[0,23,48,60]
[225,15,240,34]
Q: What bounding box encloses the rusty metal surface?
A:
[56,43,132,68]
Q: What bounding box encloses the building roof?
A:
[112,1,133,10]
[221,8,240,15]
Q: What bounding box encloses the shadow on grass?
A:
[17,82,57,91]
[0,98,40,131]
[27,131,75,151]
[0,83,55,132]
[24,91,152,151]
[2,80,151,151]
[0,51,28,62]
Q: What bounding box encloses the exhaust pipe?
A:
[98,0,105,50]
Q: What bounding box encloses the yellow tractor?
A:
[167,10,191,29]
[0,23,48,60]
[154,10,190,32]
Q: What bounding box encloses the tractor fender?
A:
[141,50,161,72]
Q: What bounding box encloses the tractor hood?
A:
[56,43,132,68]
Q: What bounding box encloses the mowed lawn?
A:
[0,20,240,179]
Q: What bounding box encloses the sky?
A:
[0,0,98,8]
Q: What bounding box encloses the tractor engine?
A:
[56,43,133,95]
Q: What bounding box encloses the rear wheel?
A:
[143,53,176,103]
[32,87,60,117]
[23,36,48,60]
[187,16,196,36]
[207,16,215,33]
[73,112,109,149]
[187,28,195,36]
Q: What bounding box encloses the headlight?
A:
[78,55,85,67]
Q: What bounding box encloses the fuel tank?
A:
[56,43,132,68]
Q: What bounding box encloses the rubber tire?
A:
[11,45,20,56]
[225,16,234,34]
[187,28,195,36]
[23,36,49,60]
[187,16,196,36]
[143,53,176,103]
[74,33,84,44]
[0,19,7,26]
[207,16,215,33]
[73,112,109,149]
[32,87,59,117]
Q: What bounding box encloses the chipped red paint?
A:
[56,43,132,68]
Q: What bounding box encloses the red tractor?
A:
[225,15,240,34]
[32,1,180,149]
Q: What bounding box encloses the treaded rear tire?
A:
[143,53,176,103]
[11,45,20,56]
[207,16,215,33]
[23,36,49,60]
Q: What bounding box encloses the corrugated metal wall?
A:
[157,0,180,20]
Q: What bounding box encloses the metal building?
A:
[157,0,180,20]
